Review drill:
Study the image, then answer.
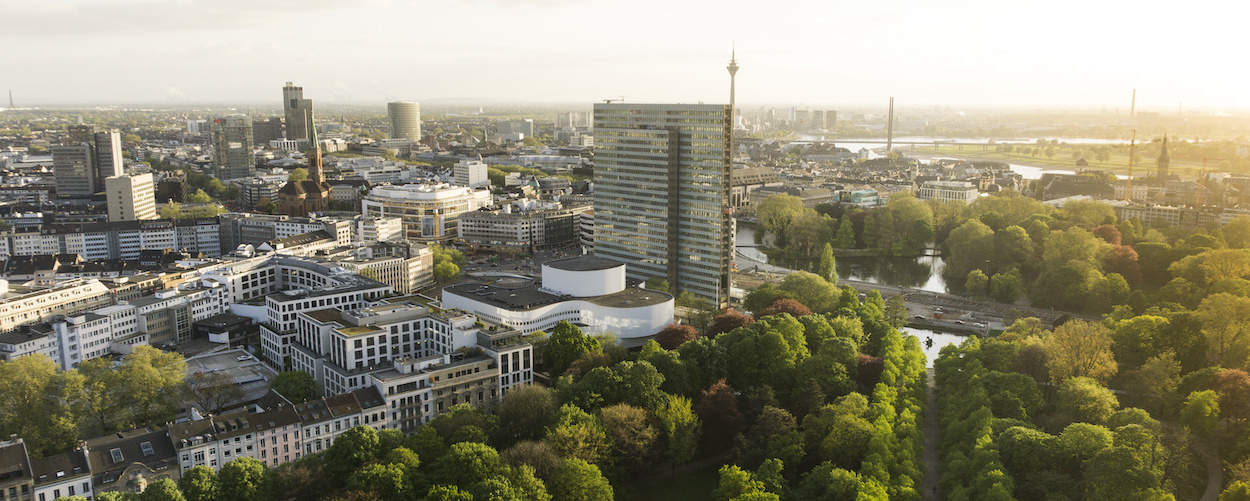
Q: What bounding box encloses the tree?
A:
[1221,481,1250,501]
[744,284,792,316]
[287,168,308,182]
[548,458,613,501]
[756,195,807,246]
[706,310,753,338]
[656,395,701,469]
[735,406,804,470]
[758,298,812,318]
[187,189,213,204]
[697,380,745,455]
[425,485,474,501]
[713,464,774,501]
[269,371,320,404]
[502,441,562,480]
[598,404,658,473]
[545,404,609,464]
[433,261,461,284]
[817,243,837,282]
[944,219,996,284]
[777,271,840,313]
[186,370,243,415]
[138,478,185,501]
[1180,390,1221,438]
[644,277,670,293]
[1044,320,1117,383]
[1055,377,1119,425]
[655,324,698,350]
[883,295,907,328]
[434,441,506,488]
[965,269,989,297]
[159,202,182,219]
[834,214,857,249]
[216,457,266,501]
[179,465,216,501]
[323,426,380,477]
[0,355,82,457]
[495,385,558,444]
[989,270,1023,302]
[1196,293,1250,368]
[544,321,601,376]
[348,463,407,499]
[1060,199,1115,227]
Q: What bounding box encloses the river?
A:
[902,327,966,367]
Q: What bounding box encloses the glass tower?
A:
[592,103,732,306]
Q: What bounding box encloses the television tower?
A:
[6,90,11,109]
[727,47,739,165]
[886,97,895,153]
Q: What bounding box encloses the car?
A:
[913,315,925,320]
[954,320,966,325]
[974,322,986,328]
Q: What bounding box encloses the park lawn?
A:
[618,463,720,501]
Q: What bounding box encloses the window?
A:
[140,441,155,457]
[110,448,124,463]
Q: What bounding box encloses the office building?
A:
[916,180,978,203]
[0,218,222,260]
[52,143,95,197]
[452,159,489,188]
[253,117,285,146]
[361,183,492,243]
[105,173,158,222]
[283,82,314,143]
[457,204,591,254]
[592,103,733,305]
[387,101,421,140]
[211,116,254,180]
[93,131,123,181]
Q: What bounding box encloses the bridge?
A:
[797,138,999,152]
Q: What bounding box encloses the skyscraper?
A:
[53,125,124,198]
[283,82,314,143]
[387,101,421,140]
[252,117,284,146]
[211,115,254,180]
[93,131,123,180]
[592,103,733,305]
[52,143,94,198]
[106,173,157,221]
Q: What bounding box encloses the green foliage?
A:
[138,478,186,501]
[216,457,266,501]
[1055,377,1120,425]
[545,404,609,464]
[323,426,380,478]
[548,458,614,501]
[178,465,216,501]
[544,321,601,376]
[656,395,701,468]
[270,371,320,403]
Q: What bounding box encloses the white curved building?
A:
[362,183,492,242]
[441,255,673,342]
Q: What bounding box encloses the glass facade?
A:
[592,103,732,305]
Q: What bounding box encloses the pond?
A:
[901,326,969,368]
[735,222,948,293]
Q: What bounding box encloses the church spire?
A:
[306,112,324,183]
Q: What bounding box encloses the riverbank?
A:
[917,144,1213,177]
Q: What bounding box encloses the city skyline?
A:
[4,0,1248,110]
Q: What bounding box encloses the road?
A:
[922,367,941,501]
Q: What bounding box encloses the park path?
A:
[922,367,941,501]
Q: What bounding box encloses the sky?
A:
[3,0,1247,110]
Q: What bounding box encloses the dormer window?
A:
[109,448,124,463]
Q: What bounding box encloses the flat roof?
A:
[444,276,671,312]
[543,254,622,272]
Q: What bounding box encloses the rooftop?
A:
[444,275,671,311]
[543,254,622,272]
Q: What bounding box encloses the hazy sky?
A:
[3,0,1245,109]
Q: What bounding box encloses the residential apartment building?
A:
[457,205,591,254]
[592,103,733,305]
[0,219,221,260]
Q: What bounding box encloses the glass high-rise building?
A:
[283,82,314,143]
[387,101,421,140]
[211,115,254,180]
[592,103,733,306]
